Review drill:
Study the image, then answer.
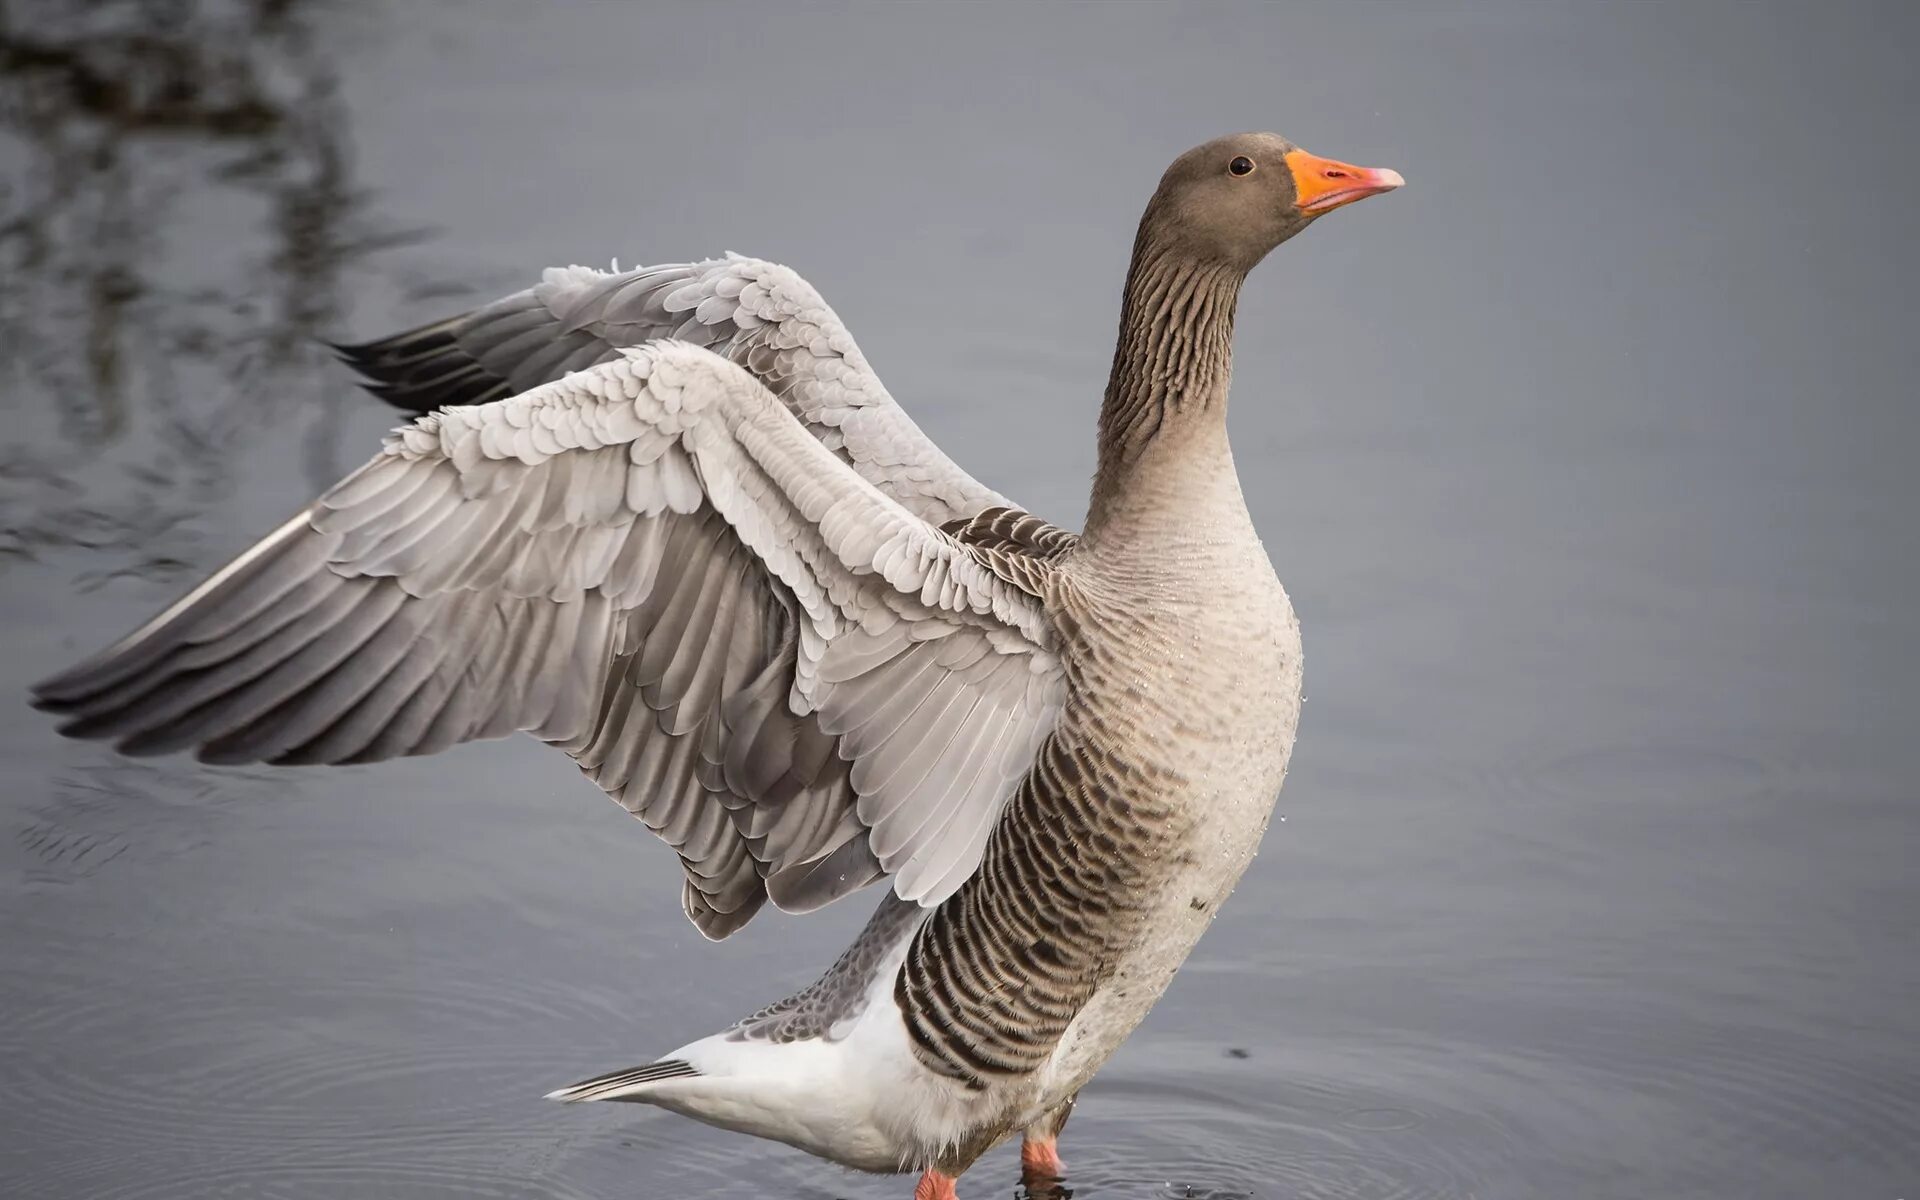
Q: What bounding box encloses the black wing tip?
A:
[32,685,119,724]
[44,713,177,759]
[327,315,488,415]
[30,656,105,707]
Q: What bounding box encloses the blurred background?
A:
[2,2,1914,1197]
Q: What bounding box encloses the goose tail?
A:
[544,1058,701,1104]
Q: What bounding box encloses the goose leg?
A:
[1020,1092,1076,1188]
[913,1167,959,1199]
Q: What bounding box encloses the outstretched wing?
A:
[33,344,1065,939]
[334,255,1007,526]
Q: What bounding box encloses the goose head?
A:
[1143,132,1404,270]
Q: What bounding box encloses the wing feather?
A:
[334,256,1008,528]
[36,344,1065,937]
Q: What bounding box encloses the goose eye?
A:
[1228,156,1256,177]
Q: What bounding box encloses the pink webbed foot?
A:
[1020,1135,1065,1187]
[914,1167,959,1200]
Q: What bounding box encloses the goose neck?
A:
[1087,242,1245,541]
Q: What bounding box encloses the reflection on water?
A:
[0,0,425,583]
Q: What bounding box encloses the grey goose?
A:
[32,131,1404,1197]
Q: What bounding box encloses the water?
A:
[3,2,1915,1197]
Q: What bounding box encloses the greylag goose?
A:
[32,132,1402,1197]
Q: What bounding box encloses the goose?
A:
[31,131,1403,1197]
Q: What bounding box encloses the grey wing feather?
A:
[35,345,1064,938]
[334,256,1007,526]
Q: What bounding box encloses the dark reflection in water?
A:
[4,3,1918,1199]
[0,0,427,580]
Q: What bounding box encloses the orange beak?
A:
[1284,149,1405,215]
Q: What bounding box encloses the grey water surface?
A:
[2,2,1916,1197]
